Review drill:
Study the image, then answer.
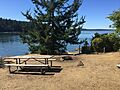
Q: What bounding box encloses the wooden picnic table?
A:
[3,55,56,74]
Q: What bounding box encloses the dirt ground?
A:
[0,52,120,90]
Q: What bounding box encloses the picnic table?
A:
[3,55,56,74]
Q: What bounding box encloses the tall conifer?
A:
[21,0,85,54]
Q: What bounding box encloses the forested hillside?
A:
[0,18,28,32]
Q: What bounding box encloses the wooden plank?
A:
[4,58,56,63]
[3,55,54,59]
[5,64,49,67]
[4,58,56,60]
[32,58,56,61]
[117,64,120,67]
[48,59,56,61]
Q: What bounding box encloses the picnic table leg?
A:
[45,59,47,64]
[8,66,12,73]
[41,67,46,74]
[46,59,48,64]
[15,59,18,64]
[45,58,49,64]
[25,61,27,64]
[15,59,19,71]
[18,58,21,64]
[18,58,24,70]
[50,61,52,67]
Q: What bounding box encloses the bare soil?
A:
[0,52,120,90]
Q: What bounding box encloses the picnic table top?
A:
[5,64,49,67]
[3,54,54,59]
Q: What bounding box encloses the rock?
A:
[62,56,73,60]
[77,61,84,66]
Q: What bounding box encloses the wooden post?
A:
[79,45,81,54]
[103,47,106,53]
[119,49,120,54]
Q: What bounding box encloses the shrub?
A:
[92,38,104,52]
[81,46,91,54]
[91,33,120,52]
[81,40,91,54]
[107,33,120,51]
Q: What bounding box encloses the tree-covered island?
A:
[0,18,28,33]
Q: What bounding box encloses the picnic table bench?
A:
[5,64,49,74]
[3,55,56,74]
[117,64,120,68]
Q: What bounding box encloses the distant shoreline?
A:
[0,29,114,34]
[0,32,20,34]
[82,29,114,31]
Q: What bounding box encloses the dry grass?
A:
[1,52,120,90]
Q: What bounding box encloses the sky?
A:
[0,0,120,29]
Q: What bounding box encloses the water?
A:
[0,30,113,56]
[0,33,28,57]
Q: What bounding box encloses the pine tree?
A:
[21,0,85,54]
[107,9,120,33]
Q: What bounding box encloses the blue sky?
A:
[0,0,120,29]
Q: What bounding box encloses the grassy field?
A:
[0,52,120,90]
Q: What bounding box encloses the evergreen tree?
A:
[21,0,85,54]
[107,9,120,33]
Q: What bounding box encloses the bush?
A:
[107,33,120,51]
[92,38,104,52]
[81,40,92,54]
[91,33,120,52]
[81,46,91,54]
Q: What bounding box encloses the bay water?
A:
[0,30,113,57]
